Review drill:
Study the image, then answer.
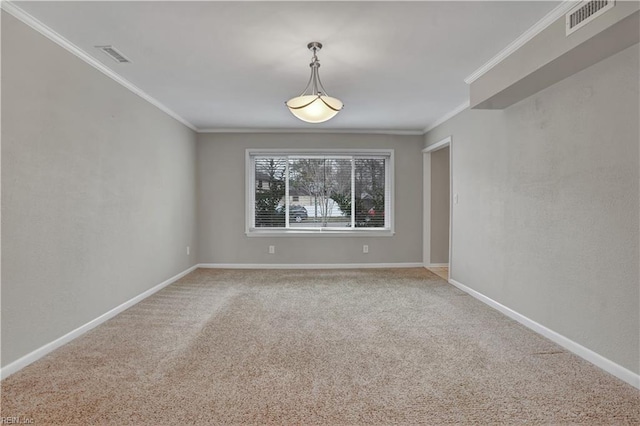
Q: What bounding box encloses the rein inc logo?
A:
[1,417,34,425]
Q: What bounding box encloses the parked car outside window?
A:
[275,205,308,222]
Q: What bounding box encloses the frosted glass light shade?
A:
[286,95,343,123]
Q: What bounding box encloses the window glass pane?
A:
[354,159,386,228]
[288,158,352,228]
[327,159,352,228]
[254,157,286,227]
[249,151,390,233]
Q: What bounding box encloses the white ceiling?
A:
[13,1,560,133]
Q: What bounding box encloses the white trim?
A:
[246,230,395,237]
[427,263,449,268]
[464,1,578,84]
[245,149,254,235]
[422,136,452,272]
[247,148,395,155]
[423,102,469,134]
[448,142,453,276]
[198,263,423,269]
[449,278,640,390]
[423,151,431,266]
[198,128,424,135]
[0,265,198,380]
[0,1,197,132]
[448,136,453,276]
[422,135,452,153]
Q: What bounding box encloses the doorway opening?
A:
[423,136,452,281]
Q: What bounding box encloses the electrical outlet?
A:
[186,246,190,255]
[363,245,369,254]
[269,245,275,254]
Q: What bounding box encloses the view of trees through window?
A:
[253,155,387,229]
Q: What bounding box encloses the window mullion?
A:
[285,158,290,228]
[351,157,355,228]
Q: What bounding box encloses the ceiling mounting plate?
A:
[307,41,322,51]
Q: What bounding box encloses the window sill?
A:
[246,228,395,238]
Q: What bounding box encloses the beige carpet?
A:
[1,268,638,424]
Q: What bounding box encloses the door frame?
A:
[422,136,452,276]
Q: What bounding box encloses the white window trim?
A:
[245,149,395,237]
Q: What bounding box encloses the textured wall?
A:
[430,146,450,264]
[197,133,423,265]
[425,45,639,373]
[1,13,198,366]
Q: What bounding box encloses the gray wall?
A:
[425,44,639,373]
[197,133,423,265]
[430,146,450,264]
[1,13,197,367]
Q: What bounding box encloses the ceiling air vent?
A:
[566,0,615,36]
[96,45,131,63]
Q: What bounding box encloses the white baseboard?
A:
[197,262,424,269]
[0,264,198,380]
[426,263,449,268]
[448,278,640,390]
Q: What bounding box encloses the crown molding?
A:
[1,0,198,131]
[464,0,579,85]
[197,128,425,136]
[3,0,573,136]
[423,101,469,134]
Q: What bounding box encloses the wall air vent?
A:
[566,0,615,36]
[95,45,131,63]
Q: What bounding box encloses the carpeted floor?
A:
[1,268,638,424]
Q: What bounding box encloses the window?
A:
[246,149,393,236]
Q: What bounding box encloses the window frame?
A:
[245,149,395,237]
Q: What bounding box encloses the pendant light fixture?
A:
[286,42,343,123]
